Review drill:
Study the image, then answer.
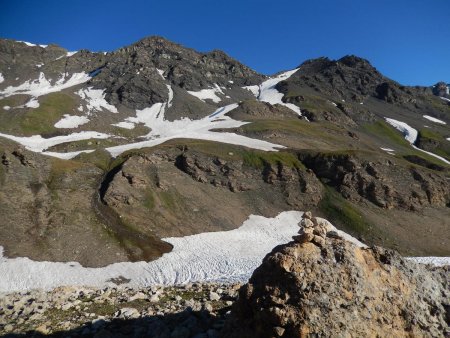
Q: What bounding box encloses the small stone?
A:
[273,326,285,336]
[149,294,160,302]
[293,232,314,243]
[298,227,314,235]
[303,211,312,219]
[36,324,50,334]
[129,292,147,301]
[313,217,334,232]
[312,235,326,247]
[300,218,314,228]
[116,307,139,319]
[4,324,13,332]
[204,302,213,312]
[61,303,72,311]
[327,230,342,239]
[313,226,327,238]
[209,291,220,301]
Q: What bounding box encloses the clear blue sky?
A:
[1,0,449,85]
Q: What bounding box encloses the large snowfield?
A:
[0,211,448,293]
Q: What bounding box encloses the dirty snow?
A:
[0,72,92,98]
[187,84,224,103]
[423,115,446,125]
[76,88,118,114]
[0,210,447,292]
[385,117,450,165]
[0,131,109,156]
[54,114,90,129]
[0,73,4,84]
[406,257,450,267]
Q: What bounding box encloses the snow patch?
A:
[66,51,77,57]
[385,118,418,144]
[24,98,40,108]
[187,84,224,103]
[257,69,302,115]
[406,257,450,267]
[167,85,173,108]
[423,115,446,125]
[156,69,165,79]
[440,96,450,103]
[0,131,109,156]
[54,114,90,129]
[76,88,118,114]
[3,106,10,111]
[112,122,135,129]
[242,85,259,97]
[385,118,450,164]
[107,102,282,157]
[0,210,447,292]
[0,72,93,98]
[0,73,4,84]
[380,147,395,152]
[17,41,48,48]
[412,145,450,164]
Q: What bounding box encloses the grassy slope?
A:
[0,93,76,136]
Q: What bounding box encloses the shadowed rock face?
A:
[222,214,450,338]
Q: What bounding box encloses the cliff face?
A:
[222,213,450,338]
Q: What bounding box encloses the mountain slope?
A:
[0,37,448,266]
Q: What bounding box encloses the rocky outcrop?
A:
[102,146,323,238]
[433,82,450,97]
[89,36,263,112]
[222,213,450,337]
[301,151,449,210]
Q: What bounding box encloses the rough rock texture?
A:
[301,152,449,210]
[222,213,450,338]
[102,146,323,238]
[0,283,241,337]
[90,36,263,111]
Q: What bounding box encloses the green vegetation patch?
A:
[285,93,340,114]
[0,93,76,136]
[363,120,411,148]
[364,121,449,168]
[417,129,450,160]
[319,186,370,235]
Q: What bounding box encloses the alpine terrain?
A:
[0,36,449,337]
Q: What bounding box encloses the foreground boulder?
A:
[222,213,449,337]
